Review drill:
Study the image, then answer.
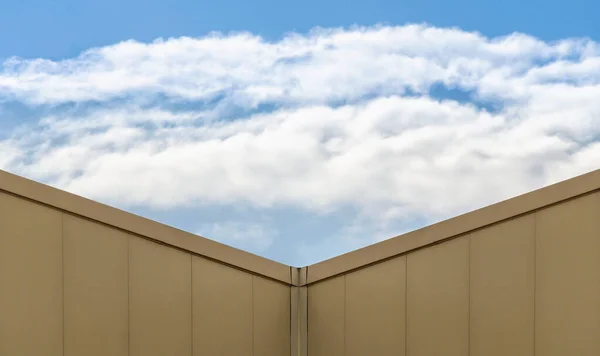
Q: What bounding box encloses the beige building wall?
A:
[306,191,600,356]
[0,191,291,356]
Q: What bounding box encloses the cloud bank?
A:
[1,24,599,259]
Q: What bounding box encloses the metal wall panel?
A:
[253,276,291,356]
[307,275,345,356]
[0,193,63,356]
[535,192,600,356]
[291,285,308,356]
[406,237,469,356]
[63,215,129,356]
[129,237,192,356]
[470,215,535,356]
[345,256,406,356]
[3,168,600,356]
[192,256,253,356]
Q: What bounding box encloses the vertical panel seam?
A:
[533,212,538,356]
[467,236,471,356]
[303,267,309,356]
[61,213,65,356]
[304,267,308,287]
[303,287,308,356]
[190,254,193,356]
[252,276,255,356]
[306,287,309,356]
[405,255,408,356]
[290,286,293,356]
[127,236,131,356]
[343,275,346,356]
[290,268,294,356]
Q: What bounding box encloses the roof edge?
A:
[305,168,600,285]
[0,169,292,285]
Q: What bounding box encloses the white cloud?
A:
[0,140,20,169]
[1,24,600,255]
[6,95,595,220]
[1,25,597,106]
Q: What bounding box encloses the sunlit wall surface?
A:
[0,190,290,356]
[307,191,600,356]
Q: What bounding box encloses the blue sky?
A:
[1,0,599,266]
[1,0,598,60]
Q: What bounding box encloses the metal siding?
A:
[470,215,535,356]
[0,192,63,356]
[345,256,406,356]
[129,237,192,356]
[63,215,129,356]
[254,276,291,356]
[406,237,469,356]
[192,256,253,356]
[535,192,600,355]
[307,276,345,356]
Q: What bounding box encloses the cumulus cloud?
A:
[1,24,599,255]
[2,25,598,106]
[0,141,20,168]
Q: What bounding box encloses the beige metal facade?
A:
[1,168,599,356]
[0,171,291,356]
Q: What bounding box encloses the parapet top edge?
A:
[0,169,293,285]
[303,168,600,286]
[4,167,599,287]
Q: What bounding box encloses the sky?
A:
[1,1,599,266]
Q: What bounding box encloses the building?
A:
[1,168,599,356]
